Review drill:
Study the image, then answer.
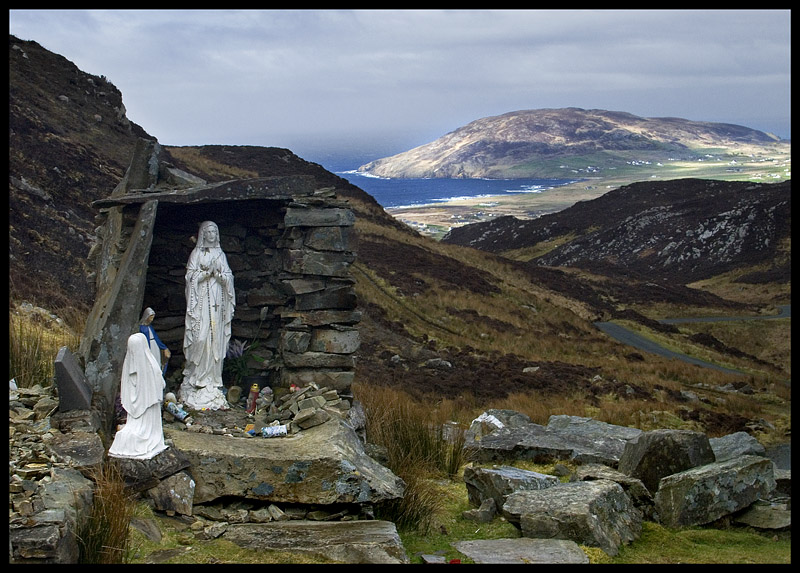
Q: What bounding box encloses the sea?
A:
[333,169,581,209]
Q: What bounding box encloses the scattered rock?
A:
[463,465,558,509]
[617,429,715,494]
[222,520,409,564]
[732,498,791,531]
[571,463,656,521]
[453,538,590,564]
[461,497,497,523]
[654,455,776,527]
[502,479,642,556]
[710,431,766,461]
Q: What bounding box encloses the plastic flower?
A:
[226,338,249,359]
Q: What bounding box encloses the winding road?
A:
[593,305,790,376]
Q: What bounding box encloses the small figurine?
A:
[139,307,170,376]
[108,333,168,460]
[246,383,260,414]
[163,392,190,422]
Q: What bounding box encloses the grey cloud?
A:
[9,9,791,154]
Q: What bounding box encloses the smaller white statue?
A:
[108,333,168,460]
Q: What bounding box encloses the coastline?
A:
[385,179,612,237]
[354,141,790,239]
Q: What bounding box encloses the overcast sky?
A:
[9,9,791,167]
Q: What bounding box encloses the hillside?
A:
[442,178,791,287]
[357,107,789,179]
[8,34,790,442]
[9,35,152,310]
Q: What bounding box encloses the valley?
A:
[386,143,791,239]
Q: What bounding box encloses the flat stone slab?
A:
[113,446,192,492]
[467,415,642,467]
[53,346,92,412]
[452,538,589,564]
[733,499,791,530]
[164,417,404,506]
[222,519,408,564]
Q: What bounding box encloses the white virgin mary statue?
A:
[179,220,235,410]
[108,333,168,460]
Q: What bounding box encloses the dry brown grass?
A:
[77,461,138,563]
[353,382,471,532]
[9,303,82,388]
[352,216,789,444]
[165,147,259,180]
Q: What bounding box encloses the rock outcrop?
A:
[9,378,405,564]
[10,372,790,565]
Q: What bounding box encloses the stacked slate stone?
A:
[9,382,98,564]
[171,382,352,436]
[268,383,352,431]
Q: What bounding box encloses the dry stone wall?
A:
[141,192,360,398]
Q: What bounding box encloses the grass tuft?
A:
[77,461,138,564]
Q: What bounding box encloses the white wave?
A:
[337,169,389,180]
[507,185,546,193]
[433,193,499,202]
[385,193,506,210]
[386,202,437,210]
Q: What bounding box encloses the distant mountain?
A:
[358,108,784,179]
[442,178,791,286]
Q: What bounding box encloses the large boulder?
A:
[502,480,642,556]
[617,429,715,494]
[654,455,776,527]
[709,431,766,461]
[164,417,404,506]
[570,463,656,521]
[463,465,559,509]
[465,413,642,467]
